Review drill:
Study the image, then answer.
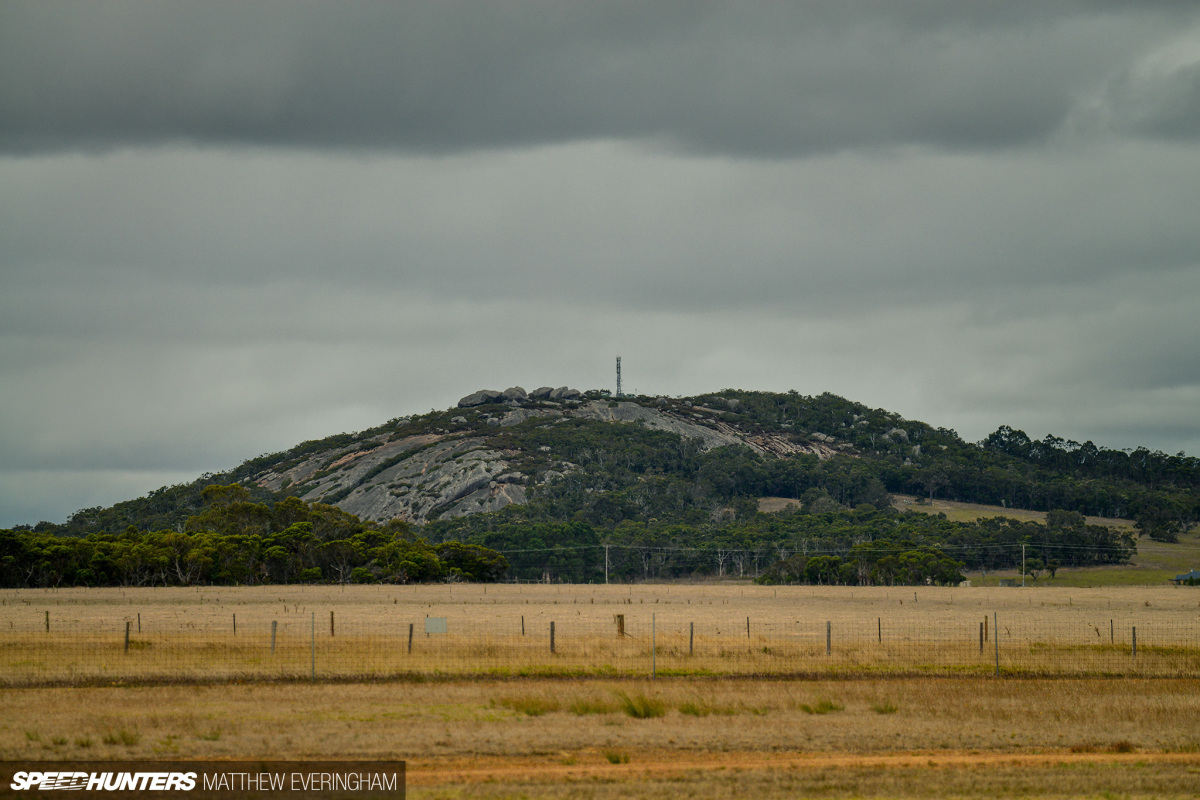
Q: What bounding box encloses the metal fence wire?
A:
[2,584,1198,685]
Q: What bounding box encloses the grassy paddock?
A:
[3,583,1200,684]
[3,677,1198,799]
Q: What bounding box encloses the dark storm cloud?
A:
[2,1,1197,157]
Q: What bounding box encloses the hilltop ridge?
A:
[23,387,1200,547]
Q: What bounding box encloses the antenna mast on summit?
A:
[615,356,622,398]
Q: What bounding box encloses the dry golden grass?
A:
[3,677,1198,798]
[3,583,1200,683]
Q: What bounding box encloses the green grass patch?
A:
[603,751,630,764]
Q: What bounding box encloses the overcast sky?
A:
[4,1,1200,527]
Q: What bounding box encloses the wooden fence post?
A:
[550,621,556,654]
[689,622,694,655]
[45,611,49,632]
[878,617,881,644]
[124,620,130,654]
[1132,626,1137,657]
[137,612,141,633]
[270,620,277,654]
[746,616,750,639]
[407,623,414,654]
[521,615,525,636]
[330,611,335,637]
[233,613,237,635]
[993,612,1000,677]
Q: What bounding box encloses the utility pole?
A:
[615,356,622,398]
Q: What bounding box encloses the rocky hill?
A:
[28,386,1200,544]
[249,386,844,524]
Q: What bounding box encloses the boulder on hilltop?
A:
[457,389,503,408]
[502,386,528,403]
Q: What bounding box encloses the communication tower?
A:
[615,356,622,397]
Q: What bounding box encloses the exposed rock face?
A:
[499,407,562,427]
[458,389,503,407]
[574,401,744,451]
[252,432,516,523]
[251,391,848,525]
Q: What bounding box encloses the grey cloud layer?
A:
[3,1,1198,156]
[4,1,1200,526]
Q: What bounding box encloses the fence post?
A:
[233,613,236,635]
[45,611,49,632]
[330,611,335,637]
[746,616,750,639]
[652,613,656,679]
[550,621,555,654]
[407,623,413,654]
[878,617,881,644]
[521,615,525,636]
[270,620,277,655]
[1110,619,1113,644]
[689,621,694,655]
[1132,626,1136,658]
[137,612,141,633]
[993,612,1000,677]
[826,621,831,656]
[124,620,130,654]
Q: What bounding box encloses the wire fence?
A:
[3,584,1199,685]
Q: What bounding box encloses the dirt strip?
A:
[405,749,1200,786]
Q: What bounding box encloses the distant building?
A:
[1170,570,1200,585]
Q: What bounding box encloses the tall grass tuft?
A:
[495,696,560,716]
[799,699,844,715]
[616,692,666,719]
[569,699,618,715]
[871,700,899,714]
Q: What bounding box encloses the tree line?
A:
[0,486,506,588]
[424,501,1135,584]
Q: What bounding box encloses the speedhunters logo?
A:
[10,772,197,791]
[0,763,404,799]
